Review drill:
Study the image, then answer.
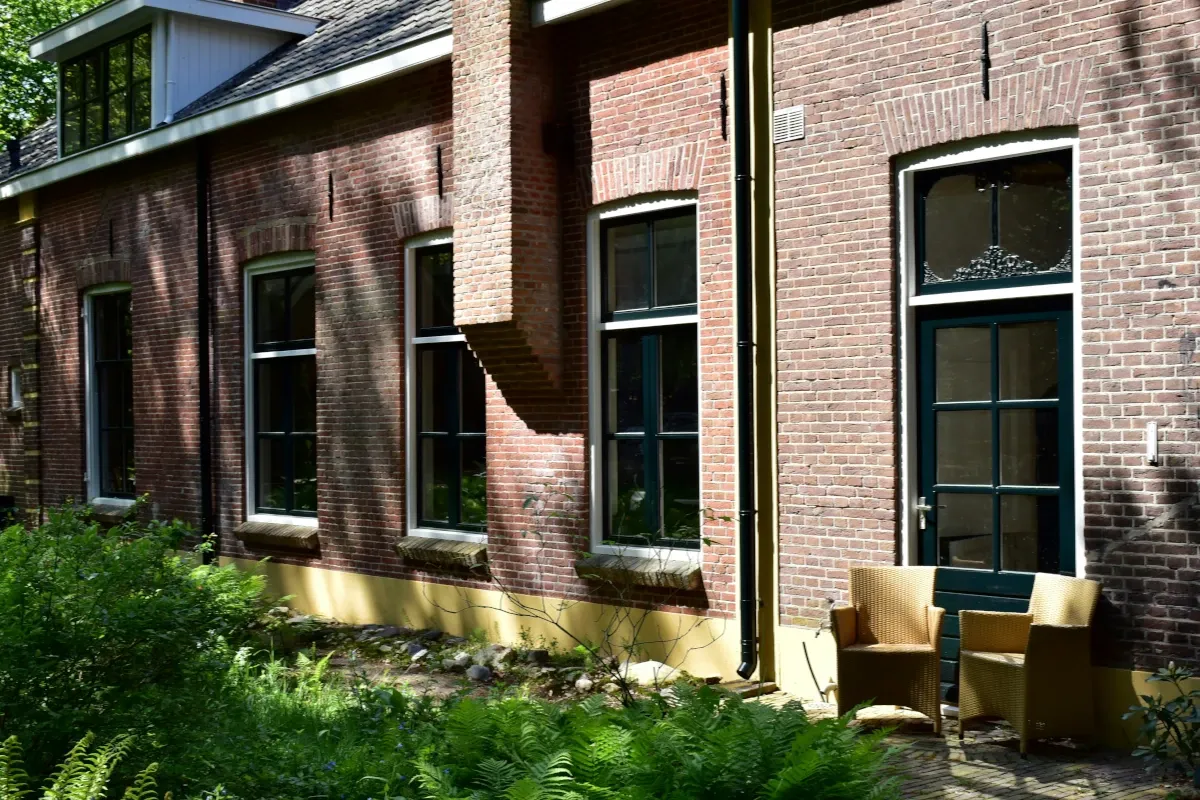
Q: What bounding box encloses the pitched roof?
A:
[1,0,450,184]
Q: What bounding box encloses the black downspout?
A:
[732,0,757,680]
[196,140,215,562]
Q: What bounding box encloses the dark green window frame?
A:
[60,28,152,156]
[90,290,135,499]
[412,244,487,533]
[599,208,700,550]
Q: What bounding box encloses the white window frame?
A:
[82,282,135,506]
[586,193,702,564]
[243,252,318,528]
[403,230,486,544]
[896,132,1084,576]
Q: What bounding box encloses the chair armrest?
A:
[927,606,946,648]
[960,610,1033,653]
[831,606,857,648]
[1025,624,1092,671]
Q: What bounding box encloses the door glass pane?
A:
[607,440,648,540]
[660,439,700,543]
[257,437,287,511]
[255,361,286,432]
[461,438,487,527]
[654,214,696,307]
[1001,494,1059,573]
[999,321,1058,400]
[417,247,454,331]
[935,326,991,402]
[289,272,316,343]
[997,158,1071,275]
[419,437,451,523]
[937,493,993,570]
[253,275,287,347]
[606,222,649,313]
[1000,409,1058,486]
[293,436,317,513]
[292,356,317,434]
[936,410,992,484]
[922,172,991,283]
[419,348,452,434]
[460,347,486,434]
[659,326,697,433]
[605,334,643,433]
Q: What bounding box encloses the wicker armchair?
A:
[958,572,1101,754]
[831,566,944,734]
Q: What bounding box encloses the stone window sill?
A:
[395,535,488,570]
[89,500,135,526]
[3,406,21,420]
[235,520,320,553]
[574,553,702,591]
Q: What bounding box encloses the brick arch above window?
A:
[393,195,454,241]
[239,217,317,265]
[874,58,1094,157]
[587,142,708,207]
[77,258,131,291]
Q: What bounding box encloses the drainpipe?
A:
[732,0,757,680]
[196,140,214,561]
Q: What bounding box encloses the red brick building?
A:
[0,0,1195,745]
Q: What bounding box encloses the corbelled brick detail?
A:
[239,216,316,264]
[589,142,708,206]
[77,258,131,290]
[451,0,561,398]
[393,194,454,241]
[873,59,1094,156]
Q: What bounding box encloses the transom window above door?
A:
[916,150,1072,294]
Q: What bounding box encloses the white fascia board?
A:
[31,0,321,61]
[2,31,452,201]
[532,0,635,26]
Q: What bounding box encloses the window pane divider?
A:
[599,313,698,332]
[251,347,317,360]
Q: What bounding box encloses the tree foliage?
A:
[0,0,105,140]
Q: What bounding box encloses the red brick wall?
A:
[0,203,24,502]
[772,0,1200,669]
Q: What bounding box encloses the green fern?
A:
[0,736,32,800]
[0,735,161,800]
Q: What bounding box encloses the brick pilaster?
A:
[16,215,40,522]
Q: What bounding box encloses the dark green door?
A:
[917,300,1074,691]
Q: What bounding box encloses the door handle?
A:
[916,496,933,530]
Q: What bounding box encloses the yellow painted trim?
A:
[223,558,743,680]
[17,192,37,223]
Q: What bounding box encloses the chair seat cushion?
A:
[961,650,1025,667]
[844,643,935,654]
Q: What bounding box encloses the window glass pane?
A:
[255,361,286,433]
[605,333,643,434]
[419,347,452,434]
[293,356,317,433]
[606,222,649,313]
[419,438,451,523]
[107,42,128,90]
[460,347,486,434]
[63,110,82,155]
[124,430,136,494]
[253,275,287,347]
[257,437,287,511]
[654,214,696,307]
[133,33,151,80]
[936,410,992,485]
[1001,494,1059,574]
[1000,409,1058,486]
[132,82,151,132]
[83,55,101,98]
[293,436,317,513]
[93,293,125,361]
[937,492,993,569]
[923,172,991,284]
[417,247,454,331]
[107,91,129,139]
[935,326,990,402]
[607,439,649,541]
[999,321,1058,400]
[659,326,697,433]
[288,271,315,343]
[998,158,1071,276]
[100,430,125,496]
[98,364,123,427]
[661,438,700,543]
[121,363,134,428]
[461,438,487,527]
[85,102,104,148]
[63,64,82,106]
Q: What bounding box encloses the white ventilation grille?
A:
[773,105,805,144]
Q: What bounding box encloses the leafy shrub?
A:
[0,505,266,775]
[0,733,165,800]
[1125,661,1200,783]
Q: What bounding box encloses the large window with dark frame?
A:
[88,290,135,499]
[412,244,487,533]
[60,28,152,156]
[599,207,700,549]
[249,266,317,517]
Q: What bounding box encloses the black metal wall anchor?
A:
[981,21,992,101]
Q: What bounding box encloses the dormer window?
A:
[61,29,152,156]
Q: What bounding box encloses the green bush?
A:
[1124,661,1199,784]
[0,505,266,776]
